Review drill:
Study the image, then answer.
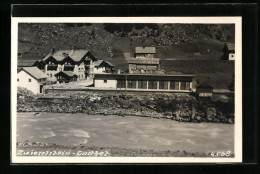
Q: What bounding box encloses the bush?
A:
[17,87,36,99]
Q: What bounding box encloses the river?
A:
[16,112,234,154]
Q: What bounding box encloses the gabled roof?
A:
[94,60,104,67]
[55,71,77,77]
[105,61,115,67]
[226,43,235,51]
[94,60,115,67]
[69,50,90,62]
[135,47,156,54]
[18,67,48,79]
[43,50,91,62]
[33,60,45,66]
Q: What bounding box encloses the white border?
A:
[11,17,242,163]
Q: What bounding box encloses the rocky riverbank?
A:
[17,87,234,123]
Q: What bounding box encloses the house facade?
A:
[93,60,115,74]
[54,71,78,83]
[128,47,160,74]
[17,67,48,94]
[35,49,115,82]
[35,49,97,81]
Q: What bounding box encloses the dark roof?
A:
[105,61,115,67]
[18,67,48,79]
[55,71,77,77]
[43,50,90,62]
[94,60,104,67]
[226,43,235,51]
[33,60,45,66]
[94,60,115,67]
[135,47,156,54]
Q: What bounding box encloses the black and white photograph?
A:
[11,17,242,163]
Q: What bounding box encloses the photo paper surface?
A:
[11,17,242,163]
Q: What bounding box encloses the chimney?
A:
[117,69,121,74]
[50,48,55,54]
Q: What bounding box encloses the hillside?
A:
[18,23,234,65]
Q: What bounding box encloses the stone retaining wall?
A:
[17,88,234,123]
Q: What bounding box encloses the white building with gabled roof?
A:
[17,67,48,94]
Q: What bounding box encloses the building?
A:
[94,73,194,92]
[54,71,78,83]
[17,67,48,94]
[222,43,235,60]
[35,49,97,81]
[128,47,160,74]
[94,46,195,92]
[93,60,115,74]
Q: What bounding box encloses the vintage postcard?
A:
[11,17,242,163]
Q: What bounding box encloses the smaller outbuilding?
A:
[54,71,78,83]
[17,67,48,94]
[93,60,115,74]
[222,43,235,60]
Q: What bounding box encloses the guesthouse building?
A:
[35,49,115,82]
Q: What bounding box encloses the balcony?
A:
[47,64,58,71]
[64,65,75,71]
[128,58,160,65]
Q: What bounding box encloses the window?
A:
[148,81,157,89]
[170,81,179,90]
[138,80,147,89]
[104,80,107,83]
[185,82,190,90]
[127,80,136,88]
[28,79,31,82]
[117,80,126,88]
[50,74,52,78]
[159,81,168,90]
[17,78,19,82]
[47,73,49,76]
[180,82,186,90]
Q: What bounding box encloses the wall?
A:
[229,53,235,60]
[44,64,59,81]
[94,79,117,89]
[74,62,85,80]
[17,70,40,94]
[93,67,106,74]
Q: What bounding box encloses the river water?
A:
[16,112,234,153]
